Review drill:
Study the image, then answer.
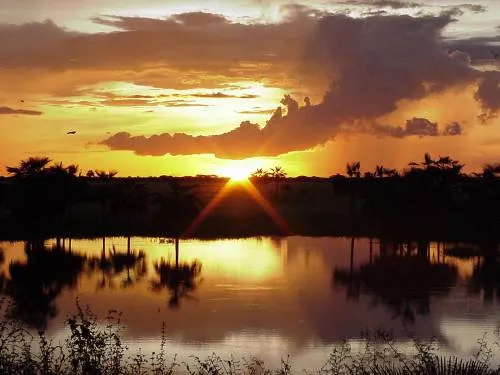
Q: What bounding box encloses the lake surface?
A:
[1,236,499,371]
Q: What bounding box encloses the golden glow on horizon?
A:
[216,158,268,180]
[225,168,251,181]
[3,7,500,180]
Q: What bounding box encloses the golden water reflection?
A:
[0,236,499,370]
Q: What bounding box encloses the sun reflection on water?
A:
[0,236,499,371]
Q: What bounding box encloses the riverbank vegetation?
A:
[0,298,498,374]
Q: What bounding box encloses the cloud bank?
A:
[102,12,493,158]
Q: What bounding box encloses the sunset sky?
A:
[1,0,499,177]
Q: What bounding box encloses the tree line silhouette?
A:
[333,153,500,239]
[1,153,500,239]
[0,156,202,240]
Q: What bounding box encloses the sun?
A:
[227,168,252,181]
[216,159,269,182]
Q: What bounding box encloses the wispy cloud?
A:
[0,106,42,115]
[162,100,209,107]
[238,108,277,115]
[191,92,258,99]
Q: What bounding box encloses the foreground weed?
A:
[66,300,127,375]
[185,354,292,375]
[150,323,179,375]
[37,330,66,375]
[0,298,499,374]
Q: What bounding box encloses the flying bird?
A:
[67,131,76,135]
[490,50,499,59]
[20,99,24,103]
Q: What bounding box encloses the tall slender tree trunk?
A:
[349,191,354,220]
[350,237,355,274]
[127,215,131,256]
[175,237,180,268]
[101,199,107,234]
[369,237,373,264]
[67,203,73,238]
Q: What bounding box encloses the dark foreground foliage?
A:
[0,300,499,374]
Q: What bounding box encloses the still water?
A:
[0,236,499,370]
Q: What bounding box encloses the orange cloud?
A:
[101,13,491,158]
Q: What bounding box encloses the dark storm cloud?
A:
[1,7,495,158]
[0,7,314,72]
[446,35,500,64]
[442,4,487,17]
[102,12,486,158]
[475,71,500,119]
[395,118,439,137]
[373,118,463,138]
[0,106,42,115]
[443,122,463,136]
[0,5,494,89]
[0,6,324,96]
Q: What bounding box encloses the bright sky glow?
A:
[0,0,499,177]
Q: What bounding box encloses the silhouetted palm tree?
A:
[345,162,361,219]
[6,157,57,235]
[374,165,399,178]
[6,156,51,177]
[408,153,463,182]
[481,163,500,180]
[94,170,118,180]
[46,162,81,239]
[269,166,287,195]
[251,168,267,179]
[374,165,385,178]
[346,161,361,178]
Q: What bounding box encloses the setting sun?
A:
[227,168,251,181]
[216,159,270,181]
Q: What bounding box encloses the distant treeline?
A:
[0,153,500,240]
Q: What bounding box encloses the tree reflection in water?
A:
[2,240,86,329]
[0,248,6,293]
[334,239,457,324]
[87,245,147,290]
[467,242,500,303]
[151,258,202,309]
